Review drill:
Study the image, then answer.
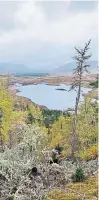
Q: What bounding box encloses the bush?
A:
[0,126,47,184]
[71,168,85,182]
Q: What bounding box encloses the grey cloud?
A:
[0,1,98,69]
[0,1,20,32]
[0,1,97,32]
[37,1,70,20]
[68,1,98,13]
[38,1,98,20]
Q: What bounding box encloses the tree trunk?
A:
[71,76,81,160]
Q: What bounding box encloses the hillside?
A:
[0,61,97,76]
[0,63,29,74]
[53,61,98,74]
[0,75,98,200]
[0,63,49,76]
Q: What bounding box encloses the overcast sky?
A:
[0,1,98,70]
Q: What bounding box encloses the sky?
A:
[0,1,98,70]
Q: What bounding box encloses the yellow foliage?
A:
[77,97,98,144]
[49,115,73,149]
[0,88,26,141]
[2,111,26,140]
[0,89,13,140]
[27,104,42,120]
[76,145,98,161]
[48,96,98,159]
[27,103,43,127]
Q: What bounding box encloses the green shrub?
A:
[71,168,85,182]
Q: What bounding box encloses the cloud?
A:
[0,1,98,68]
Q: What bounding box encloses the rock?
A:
[55,88,67,91]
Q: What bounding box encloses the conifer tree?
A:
[70,39,92,160]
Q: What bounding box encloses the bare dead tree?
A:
[69,39,92,160]
[0,108,4,152]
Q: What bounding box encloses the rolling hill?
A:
[53,61,98,74]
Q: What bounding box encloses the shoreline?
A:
[10,85,94,113]
[12,74,96,88]
[9,73,96,111]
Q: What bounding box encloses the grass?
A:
[45,175,98,200]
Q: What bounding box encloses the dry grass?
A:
[46,175,98,200]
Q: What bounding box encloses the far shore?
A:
[11,73,96,88]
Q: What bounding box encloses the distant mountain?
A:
[0,63,49,76]
[0,61,98,75]
[0,63,30,74]
[53,61,98,74]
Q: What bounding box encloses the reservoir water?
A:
[16,84,91,110]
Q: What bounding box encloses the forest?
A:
[0,41,98,200]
